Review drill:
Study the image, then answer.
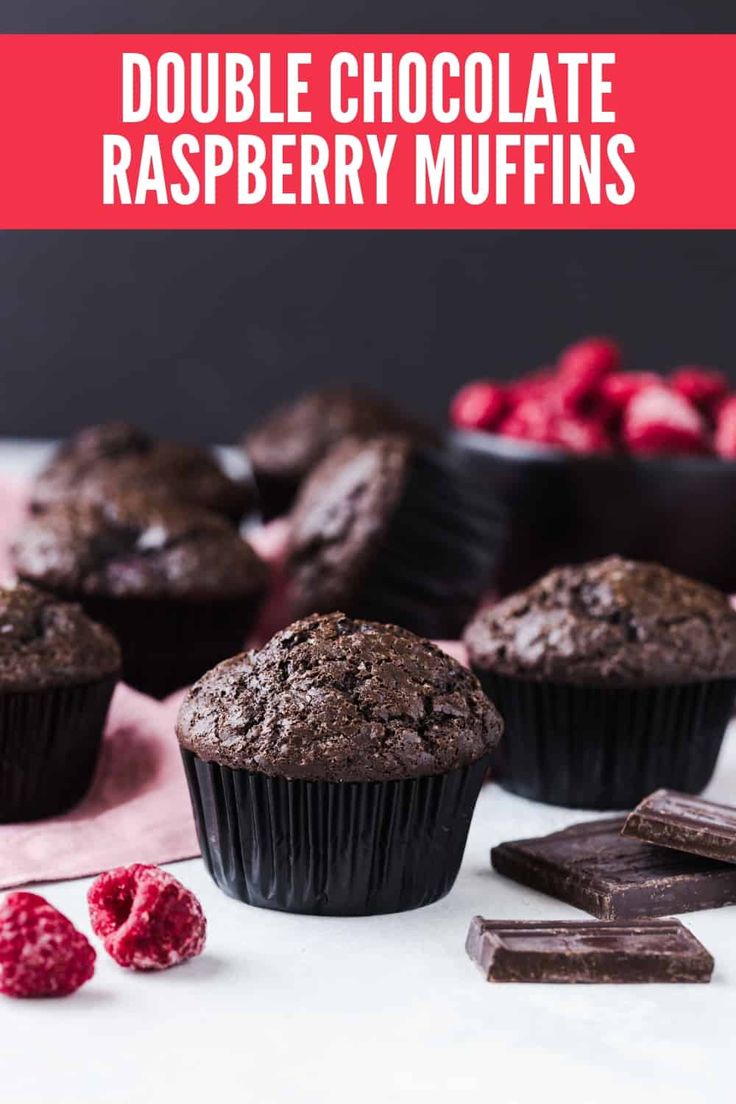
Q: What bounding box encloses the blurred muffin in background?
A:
[0,581,120,822]
[13,493,268,698]
[31,422,255,525]
[285,434,504,640]
[242,386,436,519]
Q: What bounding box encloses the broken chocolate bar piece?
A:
[466,917,713,983]
[623,789,736,864]
[491,817,736,919]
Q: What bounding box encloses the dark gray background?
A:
[1,1,734,442]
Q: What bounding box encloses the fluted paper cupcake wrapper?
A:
[77,593,265,699]
[252,469,300,522]
[346,447,505,640]
[0,677,117,823]
[182,751,490,915]
[474,670,736,810]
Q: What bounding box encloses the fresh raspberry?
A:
[670,366,728,416]
[600,372,661,413]
[499,402,610,454]
[623,384,710,456]
[715,396,736,459]
[88,864,206,971]
[450,381,507,431]
[553,417,612,454]
[0,892,95,998]
[556,337,620,415]
[558,336,621,379]
[507,367,557,406]
[498,400,560,446]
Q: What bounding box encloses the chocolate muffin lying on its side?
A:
[32,422,254,525]
[285,435,505,640]
[13,494,268,698]
[178,611,503,914]
[465,555,736,809]
[242,386,435,518]
[0,582,120,821]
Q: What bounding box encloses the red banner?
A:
[0,34,734,229]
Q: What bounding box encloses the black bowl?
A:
[451,430,736,596]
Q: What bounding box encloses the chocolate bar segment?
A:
[491,817,736,919]
[623,789,736,864]
[466,917,713,983]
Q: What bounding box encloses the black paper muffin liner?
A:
[0,677,117,823]
[474,670,736,810]
[346,447,505,640]
[252,469,299,522]
[79,593,264,699]
[182,751,490,915]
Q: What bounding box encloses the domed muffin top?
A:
[13,495,268,601]
[176,611,502,781]
[243,387,432,483]
[0,582,120,691]
[286,435,412,618]
[31,422,252,523]
[464,555,736,686]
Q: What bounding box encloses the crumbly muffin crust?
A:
[13,495,268,601]
[0,582,120,691]
[286,435,411,618]
[31,422,252,522]
[465,555,736,686]
[177,611,502,781]
[243,387,432,484]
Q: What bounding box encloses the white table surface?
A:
[0,441,733,1104]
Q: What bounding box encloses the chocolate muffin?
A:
[286,436,504,639]
[242,387,434,518]
[13,494,268,698]
[0,582,120,821]
[177,611,502,914]
[465,556,736,808]
[31,422,254,525]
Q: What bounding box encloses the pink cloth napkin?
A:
[0,476,467,889]
[0,478,201,887]
[0,688,198,889]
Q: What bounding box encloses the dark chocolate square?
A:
[623,789,736,864]
[466,916,714,983]
[491,817,736,919]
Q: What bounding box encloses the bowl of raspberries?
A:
[450,336,736,595]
